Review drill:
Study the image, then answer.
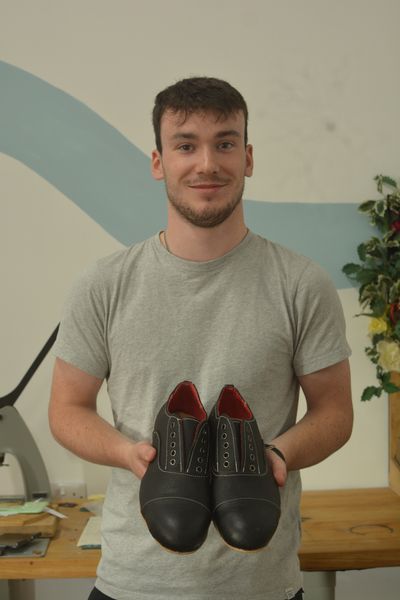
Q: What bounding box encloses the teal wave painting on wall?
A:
[0,61,371,288]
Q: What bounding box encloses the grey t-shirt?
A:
[54,230,351,600]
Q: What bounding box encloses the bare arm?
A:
[48,358,155,479]
[267,359,353,486]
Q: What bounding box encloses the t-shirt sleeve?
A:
[53,262,110,379]
[292,260,351,376]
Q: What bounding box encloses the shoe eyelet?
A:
[200,448,205,454]
[197,457,203,463]
[171,421,176,428]
[223,461,229,468]
[170,431,176,438]
[223,452,229,459]
[170,441,176,448]
[170,459,176,466]
[223,442,229,449]
[249,444,254,451]
[250,465,256,472]
[196,466,202,473]
[250,454,255,460]
[222,423,227,430]
[221,432,228,440]
[170,450,176,457]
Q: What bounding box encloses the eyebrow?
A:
[170,129,241,141]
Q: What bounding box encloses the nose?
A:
[195,147,219,175]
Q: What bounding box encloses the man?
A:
[49,77,353,600]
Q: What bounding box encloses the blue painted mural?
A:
[0,61,371,288]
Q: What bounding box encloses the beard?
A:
[164,180,245,228]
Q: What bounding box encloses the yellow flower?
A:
[368,317,388,336]
[377,340,400,372]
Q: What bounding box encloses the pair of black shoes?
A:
[139,381,281,554]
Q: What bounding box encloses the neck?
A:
[161,205,248,261]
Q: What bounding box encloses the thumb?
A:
[137,441,156,462]
[272,460,287,487]
[266,448,287,487]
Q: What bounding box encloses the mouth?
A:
[189,183,227,190]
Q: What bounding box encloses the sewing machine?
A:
[0,326,58,501]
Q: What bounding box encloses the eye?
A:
[218,141,234,151]
[178,143,194,152]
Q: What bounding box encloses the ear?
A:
[245,144,253,178]
[151,150,164,180]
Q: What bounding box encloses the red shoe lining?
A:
[218,385,252,419]
[168,381,206,421]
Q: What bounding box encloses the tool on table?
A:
[0,532,50,558]
[0,326,59,501]
[0,532,41,555]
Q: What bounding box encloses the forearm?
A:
[271,360,353,474]
[49,402,135,470]
[271,403,353,472]
[49,358,156,479]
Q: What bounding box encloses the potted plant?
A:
[342,174,400,401]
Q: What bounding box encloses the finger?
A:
[136,441,157,462]
[272,461,287,487]
[266,449,287,487]
[141,445,157,462]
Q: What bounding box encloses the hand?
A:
[265,447,287,487]
[127,441,157,480]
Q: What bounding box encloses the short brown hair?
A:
[152,76,248,153]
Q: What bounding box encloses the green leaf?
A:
[374,174,383,193]
[365,349,379,364]
[383,381,400,394]
[369,333,386,345]
[359,200,376,213]
[361,386,382,401]
[375,174,398,195]
[389,281,400,303]
[382,371,400,394]
[342,263,361,276]
[381,176,398,189]
[384,230,398,244]
[375,200,386,217]
[370,298,387,316]
[357,243,367,261]
[357,270,378,285]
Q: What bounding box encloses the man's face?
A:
[151,110,253,228]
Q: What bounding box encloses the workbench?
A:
[1,488,400,598]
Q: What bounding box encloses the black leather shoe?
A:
[209,385,281,552]
[139,381,211,553]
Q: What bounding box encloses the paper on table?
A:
[77,516,101,548]
[0,501,48,517]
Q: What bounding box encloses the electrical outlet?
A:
[54,482,87,499]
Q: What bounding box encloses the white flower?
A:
[377,340,400,372]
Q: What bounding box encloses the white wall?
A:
[1,1,399,598]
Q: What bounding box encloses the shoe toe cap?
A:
[214,498,280,551]
[142,498,211,553]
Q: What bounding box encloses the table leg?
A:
[0,580,10,600]
[8,580,35,600]
[303,571,336,599]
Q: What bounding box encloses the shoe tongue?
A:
[181,417,199,458]
[232,420,242,467]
